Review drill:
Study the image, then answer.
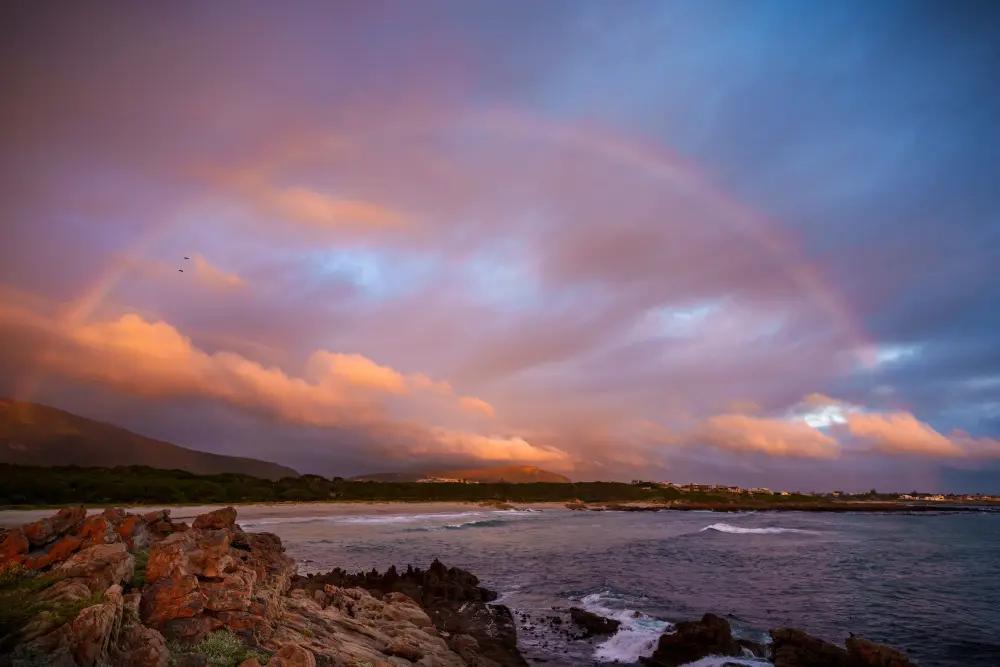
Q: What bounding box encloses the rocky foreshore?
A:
[0,506,918,666]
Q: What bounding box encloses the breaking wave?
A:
[700,523,815,535]
[579,591,672,663]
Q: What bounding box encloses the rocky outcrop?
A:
[568,607,620,637]
[846,636,918,667]
[295,559,527,666]
[643,613,743,666]
[771,627,850,667]
[1,506,526,667]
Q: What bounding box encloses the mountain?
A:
[354,465,571,483]
[0,399,298,480]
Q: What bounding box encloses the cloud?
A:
[845,411,965,457]
[0,302,532,455]
[269,188,405,228]
[424,430,570,464]
[191,255,244,289]
[459,396,496,417]
[693,413,842,459]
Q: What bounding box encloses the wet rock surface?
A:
[568,607,621,637]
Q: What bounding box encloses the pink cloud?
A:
[693,413,841,460]
[845,412,965,457]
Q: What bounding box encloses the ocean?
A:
[239,503,1000,666]
[4,503,999,666]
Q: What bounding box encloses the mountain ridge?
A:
[0,398,298,480]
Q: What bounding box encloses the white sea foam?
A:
[700,523,814,535]
[580,591,672,663]
[679,657,772,666]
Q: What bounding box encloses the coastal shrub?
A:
[0,566,102,653]
[130,549,149,590]
[169,630,269,667]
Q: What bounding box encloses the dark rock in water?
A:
[569,606,621,636]
[643,613,741,666]
[295,558,527,666]
[771,627,849,667]
[846,635,918,667]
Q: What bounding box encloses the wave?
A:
[679,657,772,666]
[578,591,672,664]
[444,518,509,530]
[700,523,815,535]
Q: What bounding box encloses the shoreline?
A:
[1,498,995,528]
[0,505,927,666]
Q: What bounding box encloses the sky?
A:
[1,1,999,491]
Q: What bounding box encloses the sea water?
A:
[237,504,1000,666]
[5,504,998,665]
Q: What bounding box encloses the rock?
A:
[22,506,87,547]
[109,593,169,666]
[0,527,29,563]
[145,528,233,581]
[268,644,316,667]
[294,560,526,666]
[24,533,84,569]
[114,514,152,551]
[192,506,238,531]
[57,543,134,594]
[771,628,849,667]
[387,636,425,660]
[846,635,918,667]
[644,614,741,667]
[13,584,125,667]
[569,606,621,636]
[140,572,205,626]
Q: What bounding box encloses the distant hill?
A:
[0,399,298,480]
[354,465,571,484]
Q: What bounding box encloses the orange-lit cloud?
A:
[846,412,965,457]
[0,301,513,446]
[191,255,245,289]
[459,396,496,417]
[270,187,405,228]
[424,430,570,464]
[694,413,842,459]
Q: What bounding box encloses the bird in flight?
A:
[178,269,184,272]
[184,256,190,260]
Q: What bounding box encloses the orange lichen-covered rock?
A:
[22,506,86,547]
[192,506,238,530]
[0,527,29,564]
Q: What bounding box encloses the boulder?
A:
[0,527,29,563]
[846,635,918,667]
[140,572,206,626]
[569,606,621,636]
[145,528,233,581]
[22,506,87,547]
[57,543,134,594]
[644,614,741,667]
[771,628,849,667]
[192,506,238,531]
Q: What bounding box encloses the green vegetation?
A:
[0,463,827,506]
[130,549,149,590]
[168,630,269,666]
[0,563,102,653]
